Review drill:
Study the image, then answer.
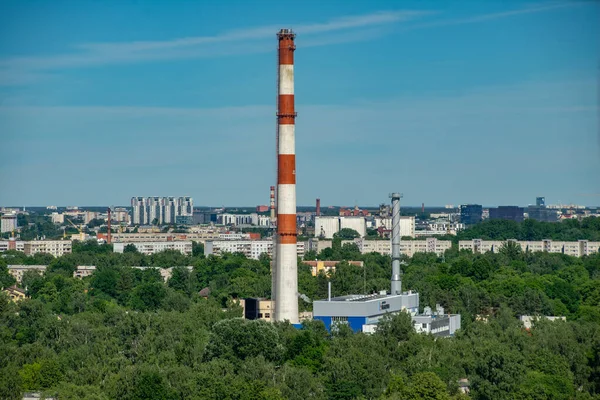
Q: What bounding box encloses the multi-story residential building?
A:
[8,265,48,282]
[459,239,600,257]
[74,266,96,279]
[97,231,221,243]
[204,240,305,260]
[460,204,483,225]
[302,260,364,276]
[113,241,193,255]
[23,240,72,257]
[1,213,18,233]
[51,212,65,224]
[351,238,451,257]
[131,196,193,225]
[0,239,25,252]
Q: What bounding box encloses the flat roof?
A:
[320,291,418,303]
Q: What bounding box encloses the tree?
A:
[204,318,284,363]
[402,372,450,400]
[123,244,138,253]
[333,228,360,240]
[192,241,204,257]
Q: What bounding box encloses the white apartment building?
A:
[51,212,65,224]
[459,239,600,257]
[205,240,305,260]
[8,265,48,282]
[108,232,220,243]
[1,213,18,233]
[131,196,193,225]
[346,238,452,257]
[0,239,25,252]
[369,216,416,238]
[218,213,265,226]
[74,265,96,279]
[113,241,193,255]
[23,240,72,257]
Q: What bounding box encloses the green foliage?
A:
[333,228,360,240]
[1,222,600,399]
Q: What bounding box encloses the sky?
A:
[0,0,599,208]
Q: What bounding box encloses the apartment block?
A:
[112,241,193,255]
[204,240,305,260]
[458,239,600,257]
[23,240,72,257]
[8,265,48,282]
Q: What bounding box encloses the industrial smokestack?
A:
[270,186,276,221]
[274,28,298,323]
[390,193,402,295]
[107,207,112,245]
[316,198,321,216]
[421,202,425,213]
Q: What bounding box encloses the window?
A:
[258,313,263,318]
[422,323,427,328]
[265,313,270,318]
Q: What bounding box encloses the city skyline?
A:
[1,0,599,207]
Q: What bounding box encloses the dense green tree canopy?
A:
[0,217,599,399]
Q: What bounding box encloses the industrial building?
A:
[368,216,416,238]
[313,194,461,336]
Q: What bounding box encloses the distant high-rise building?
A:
[460,204,483,225]
[489,206,524,222]
[0,213,18,233]
[527,206,558,223]
[131,197,193,225]
[536,197,545,207]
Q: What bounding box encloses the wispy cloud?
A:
[0,2,589,86]
[0,10,428,84]
[407,1,588,30]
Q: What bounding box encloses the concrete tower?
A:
[274,29,298,323]
[391,193,403,295]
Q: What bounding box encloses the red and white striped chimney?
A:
[274,28,298,323]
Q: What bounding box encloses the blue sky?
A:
[0,0,598,207]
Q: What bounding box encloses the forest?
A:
[0,224,600,399]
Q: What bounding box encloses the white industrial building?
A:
[368,216,416,238]
[339,217,366,238]
[205,240,305,260]
[113,241,193,255]
[315,216,368,239]
[459,239,600,257]
[315,216,340,239]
